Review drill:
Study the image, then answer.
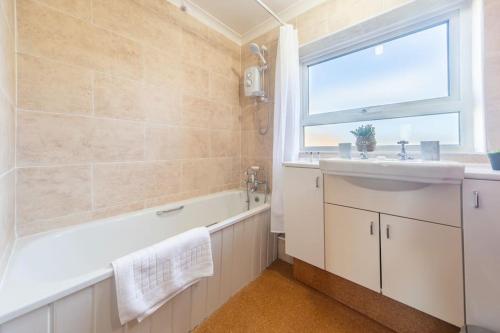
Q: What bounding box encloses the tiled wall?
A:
[484,0,500,151]
[240,0,411,186]
[0,0,16,276]
[15,0,242,236]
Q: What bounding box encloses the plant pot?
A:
[356,137,376,152]
[488,152,500,171]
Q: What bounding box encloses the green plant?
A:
[350,124,376,138]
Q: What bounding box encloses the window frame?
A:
[300,7,473,152]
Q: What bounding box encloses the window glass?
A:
[304,113,460,147]
[308,23,450,114]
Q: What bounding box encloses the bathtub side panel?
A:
[205,231,222,316]
[0,209,272,333]
[53,288,93,333]
[0,306,51,333]
[94,278,123,333]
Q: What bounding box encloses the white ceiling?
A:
[189,0,295,35]
[173,0,327,44]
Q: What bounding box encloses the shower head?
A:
[249,43,267,65]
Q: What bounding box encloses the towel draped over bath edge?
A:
[112,227,213,325]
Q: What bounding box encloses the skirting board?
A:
[293,259,460,333]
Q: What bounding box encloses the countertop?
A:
[283,160,500,181]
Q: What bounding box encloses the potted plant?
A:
[488,150,500,171]
[350,124,376,152]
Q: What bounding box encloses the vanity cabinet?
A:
[323,175,464,326]
[325,204,380,292]
[380,214,464,326]
[463,179,500,332]
[283,166,324,269]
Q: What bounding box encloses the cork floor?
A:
[195,260,394,333]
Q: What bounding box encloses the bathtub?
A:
[0,190,275,332]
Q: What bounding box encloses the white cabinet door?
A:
[283,167,324,269]
[380,214,464,326]
[463,179,500,332]
[325,204,380,292]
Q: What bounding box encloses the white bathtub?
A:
[0,190,275,332]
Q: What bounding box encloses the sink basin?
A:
[319,158,465,184]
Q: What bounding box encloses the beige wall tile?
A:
[181,95,213,128]
[141,5,183,52]
[18,53,93,115]
[209,73,239,106]
[16,166,92,225]
[0,0,15,33]
[93,72,144,120]
[91,118,145,162]
[93,163,146,209]
[0,92,14,174]
[17,0,143,79]
[0,171,15,274]
[182,64,209,97]
[145,161,182,199]
[181,159,212,193]
[485,0,500,55]
[143,82,182,125]
[145,125,182,160]
[210,130,240,158]
[182,29,210,66]
[14,0,242,235]
[17,111,94,166]
[143,47,182,86]
[484,55,500,114]
[181,128,210,159]
[36,0,91,21]
[0,7,15,104]
[17,112,144,166]
[92,0,144,41]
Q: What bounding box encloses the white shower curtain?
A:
[271,24,300,233]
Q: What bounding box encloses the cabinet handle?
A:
[386,225,390,239]
[315,176,320,188]
[473,191,479,209]
[370,221,374,235]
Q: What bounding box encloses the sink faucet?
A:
[397,140,412,160]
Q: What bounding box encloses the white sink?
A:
[319,158,465,184]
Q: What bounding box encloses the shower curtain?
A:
[271,24,300,233]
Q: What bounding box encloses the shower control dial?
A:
[244,66,264,97]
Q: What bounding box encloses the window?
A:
[300,8,472,151]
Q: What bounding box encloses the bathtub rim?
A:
[0,190,271,325]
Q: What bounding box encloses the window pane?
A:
[304,113,460,147]
[308,23,449,114]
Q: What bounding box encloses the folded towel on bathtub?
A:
[112,227,213,324]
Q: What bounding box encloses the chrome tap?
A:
[397,140,412,160]
[245,166,264,193]
[244,166,268,207]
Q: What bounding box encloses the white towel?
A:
[112,227,213,325]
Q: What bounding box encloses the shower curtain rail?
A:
[254,0,286,26]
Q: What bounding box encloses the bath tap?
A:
[244,166,268,208]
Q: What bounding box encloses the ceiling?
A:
[189,0,296,35]
[179,0,325,44]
